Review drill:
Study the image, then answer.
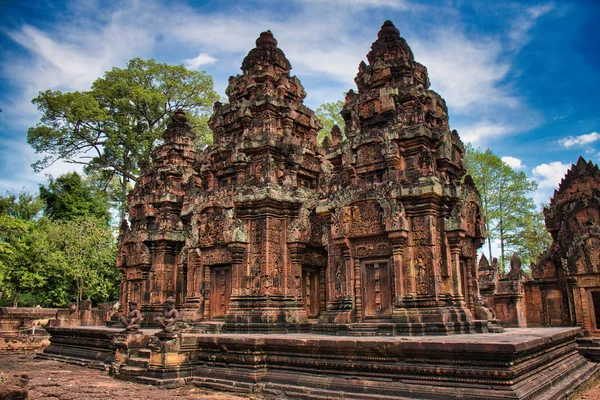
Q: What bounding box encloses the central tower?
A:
[195,30,327,330]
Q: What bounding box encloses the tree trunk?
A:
[12,292,19,307]
[79,276,83,306]
[499,216,505,275]
[120,176,129,222]
[120,151,130,222]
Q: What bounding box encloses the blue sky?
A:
[1,0,599,207]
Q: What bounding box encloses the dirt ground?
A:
[0,353,255,400]
[0,352,599,399]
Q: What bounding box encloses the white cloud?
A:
[457,120,511,146]
[0,0,557,191]
[559,131,600,148]
[502,156,525,170]
[532,161,570,189]
[184,53,217,69]
[412,31,513,112]
[531,161,570,205]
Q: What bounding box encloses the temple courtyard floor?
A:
[0,353,254,399]
[0,351,599,399]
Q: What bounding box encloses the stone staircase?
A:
[117,348,151,378]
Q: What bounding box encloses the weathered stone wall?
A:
[524,282,543,327]
[0,307,61,332]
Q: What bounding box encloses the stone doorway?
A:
[302,267,320,318]
[362,260,392,318]
[588,290,600,332]
[210,266,232,319]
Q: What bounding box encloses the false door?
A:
[210,266,232,319]
[362,260,392,318]
[302,267,320,318]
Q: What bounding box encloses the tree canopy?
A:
[28,58,219,218]
[465,146,551,272]
[0,175,118,307]
[315,100,344,144]
[39,171,111,223]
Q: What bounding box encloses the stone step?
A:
[126,357,149,368]
[119,365,146,376]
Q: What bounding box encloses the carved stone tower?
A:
[183,30,327,330]
[117,110,197,315]
[320,20,489,334]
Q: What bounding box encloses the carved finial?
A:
[378,20,400,39]
[171,108,188,124]
[256,30,277,47]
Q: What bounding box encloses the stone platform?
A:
[40,326,598,399]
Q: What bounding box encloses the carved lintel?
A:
[228,242,247,264]
[288,242,307,264]
[446,230,465,250]
[388,230,408,246]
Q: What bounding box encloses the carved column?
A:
[288,242,306,301]
[447,233,464,299]
[354,256,362,321]
[389,231,408,305]
[228,242,247,295]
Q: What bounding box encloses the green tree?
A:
[465,146,551,272]
[0,189,44,220]
[0,216,55,306]
[315,100,344,144]
[28,58,219,219]
[39,172,111,223]
[46,218,118,307]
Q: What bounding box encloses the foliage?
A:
[39,171,111,223]
[465,145,551,272]
[46,218,119,307]
[0,216,54,306]
[315,100,344,144]
[28,58,219,219]
[0,180,119,307]
[0,189,44,220]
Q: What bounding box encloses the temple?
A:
[40,22,599,400]
[527,157,600,334]
[116,21,492,335]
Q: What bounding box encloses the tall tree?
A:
[39,172,111,223]
[465,146,550,272]
[315,100,344,144]
[28,58,219,219]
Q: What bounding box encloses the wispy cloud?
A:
[302,0,411,10]
[412,31,512,112]
[507,3,555,50]
[559,131,600,148]
[0,0,560,192]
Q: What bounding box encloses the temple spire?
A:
[241,30,291,72]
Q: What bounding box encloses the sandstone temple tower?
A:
[116,21,492,334]
[528,157,600,334]
[318,20,489,333]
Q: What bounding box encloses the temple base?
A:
[39,326,599,399]
[223,295,309,332]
